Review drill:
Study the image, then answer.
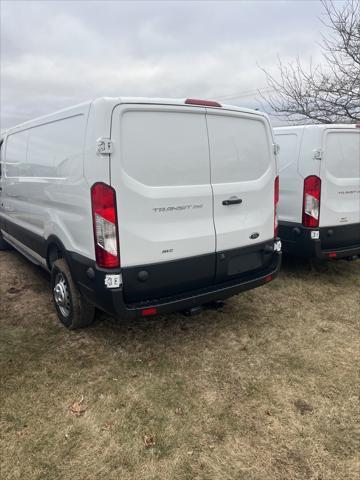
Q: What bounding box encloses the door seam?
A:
[205,109,218,279]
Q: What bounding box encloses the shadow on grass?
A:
[280,253,358,278]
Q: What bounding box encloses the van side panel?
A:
[3,130,32,230]
[83,98,112,187]
[296,127,322,179]
[3,105,95,260]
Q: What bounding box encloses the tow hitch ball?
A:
[182,301,225,317]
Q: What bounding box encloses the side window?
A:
[27,115,85,178]
[4,130,29,178]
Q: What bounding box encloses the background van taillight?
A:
[91,182,120,268]
[302,175,321,228]
[274,176,279,237]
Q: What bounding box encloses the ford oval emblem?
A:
[250,232,259,240]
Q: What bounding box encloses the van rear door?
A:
[110,104,216,303]
[206,110,276,280]
[320,128,360,228]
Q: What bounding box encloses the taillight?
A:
[274,176,279,237]
[302,175,321,228]
[91,182,120,268]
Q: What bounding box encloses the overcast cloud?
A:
[1,0,331,129]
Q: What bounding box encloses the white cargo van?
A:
[275,124,360,259]
[0,97,281,329]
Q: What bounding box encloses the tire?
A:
[51,258,95,329]
[310,258,329,272]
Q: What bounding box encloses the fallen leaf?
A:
[265,409,272,416]
[69,396,87,416]
[175,407,184,416]
[144,434,156,448]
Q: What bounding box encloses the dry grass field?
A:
[0,249,359,480]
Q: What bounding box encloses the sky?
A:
[0,0,330,129]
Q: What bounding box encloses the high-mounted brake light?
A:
[91,182,120,268]
[274,176,279,237]
[302,175,321,228]
[141,307,157,317]
[185,98,222,107]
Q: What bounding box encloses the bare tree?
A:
[262,0,360,124]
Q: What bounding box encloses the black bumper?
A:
[279,221,360,260]
[68,248,282,319]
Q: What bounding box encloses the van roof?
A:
[2,97,269,135]
[274,123,358,132]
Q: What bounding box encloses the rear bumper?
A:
[124,251,281,317]
[279,221,360,260]
[69,247,282,319]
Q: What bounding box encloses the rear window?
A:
[120,110,210,186]
[206,114,271,183]
[325,131,360,179]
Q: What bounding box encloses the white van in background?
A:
[275,124,360,260]
[0,97,281,329]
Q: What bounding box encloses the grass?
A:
[0,250,359,480]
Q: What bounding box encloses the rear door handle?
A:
[222,197,242,206]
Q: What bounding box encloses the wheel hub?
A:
[53,274,71,318]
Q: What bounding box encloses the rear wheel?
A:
[310,258,329,272]
[51,258,95,329]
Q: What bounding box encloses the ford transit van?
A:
[0,97,281,328]
[275,124,360,260]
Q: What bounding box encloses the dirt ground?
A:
[0,249,359,480]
